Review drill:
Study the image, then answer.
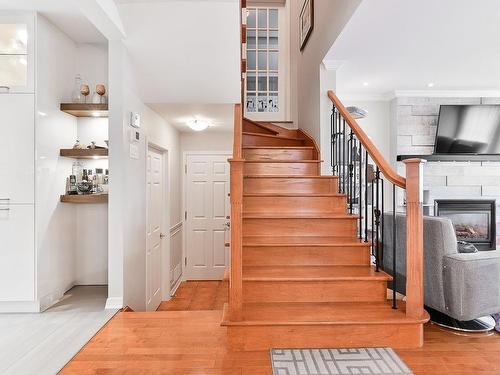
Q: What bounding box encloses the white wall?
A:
[108,40,182,310]
[76,43,108,93]
[180,131,233,152]
[35,15,78,310]
[289,0,361,147]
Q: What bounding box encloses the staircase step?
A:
[243,193,347,214]
[242,132,305,147]
[243,146,314,161]
[242,118,279,135]
[243,244,371,266]
[244,160,321,176]
[244,175,339,194]
[221,302,427,349]
[242,265,391,303]
[243,235,368,246]
[242,216,358,236]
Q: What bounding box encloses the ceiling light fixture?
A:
[187,119,210,131]
[363,82,369,87]
[427,82,435,88]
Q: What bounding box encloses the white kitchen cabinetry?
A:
[0,94,34,204]
[0,12,35,93]
[0,204,35,301]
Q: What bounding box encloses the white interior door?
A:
[185,154,230,280]
[146,146,164,311]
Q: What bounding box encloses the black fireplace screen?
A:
[435,200,496,250]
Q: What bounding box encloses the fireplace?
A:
[435,200,496,250]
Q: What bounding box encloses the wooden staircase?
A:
[222,117,428,350]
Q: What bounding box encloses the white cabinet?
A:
[0,94,34,204]
[0,204,34,301]
[0,12,35,93]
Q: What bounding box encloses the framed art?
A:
[299,0,313,51]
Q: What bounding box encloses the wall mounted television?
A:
[434,105,500,155]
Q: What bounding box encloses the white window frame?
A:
[244,4,289,121]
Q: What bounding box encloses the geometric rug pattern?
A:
[270,348,413,375]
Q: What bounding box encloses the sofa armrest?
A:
[442,251,500,321]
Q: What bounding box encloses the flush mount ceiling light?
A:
[187,119,210,131]
[362,82,369,87]
[427,82,435,88]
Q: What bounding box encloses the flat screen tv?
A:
[434,105,500,154]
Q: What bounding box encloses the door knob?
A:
[223,222,231,230]
[160,233,166,239]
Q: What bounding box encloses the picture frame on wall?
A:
[299,0,314,51]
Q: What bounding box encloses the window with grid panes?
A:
[246,8,279,113]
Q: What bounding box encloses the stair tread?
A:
[221,301,428,326]
[243,236,370,246]
[243,193,344,197]
[243,132,305,141]
[244,160,321,163]
[243,146,314,149]
[243,213,357,219]
[243,265,391,281]
[244,175,338,179]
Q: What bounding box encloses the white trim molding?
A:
[0,300,40,313]
[105,297,123,310]
[392,89,500,98]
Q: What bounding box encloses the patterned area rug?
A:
[270,348,413,375]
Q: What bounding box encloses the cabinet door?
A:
[0,204,35,301]
[0,12,35,93]
[0,94,34,204]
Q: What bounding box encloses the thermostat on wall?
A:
[129,129,140,143]
[130,112,141,128]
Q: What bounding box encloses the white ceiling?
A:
[149,103,235,132]
[325,0,500,97]
[116,0,241,104]
[0,0,106,43]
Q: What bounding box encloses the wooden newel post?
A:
[403,158,426,319]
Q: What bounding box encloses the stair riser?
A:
[227,324,424,350]
[244,177,339,194]
[243,280,387,303]
[243,134,304,147]
[243,218,357,236]
[243,121,277,135]
[243,148,314,161]
[244,162,319,176]
[243,196,347,214]
[243,246,371,266]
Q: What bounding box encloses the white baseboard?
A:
[170,276,183,296]
[0,300,40,313]
[38,282,74,312]
[105,297,123,310]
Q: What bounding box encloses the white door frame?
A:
[182,151,232,280]
[146,142,171,302]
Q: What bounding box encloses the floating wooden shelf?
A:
[60,194,108,204]
[60,148,108,159]
[60,103,108,118]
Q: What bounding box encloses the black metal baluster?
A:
[331,107,335,175]
[358,143,363,239]
[374,168,381,272]
[337,111,342,191]
[380,176,385,274]
[392,184,397,310]
[342,119,346,194]
[364,151,369,242]
[348,132,354,213]
[371,170,374,259]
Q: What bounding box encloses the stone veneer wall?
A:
[391,96,500,247]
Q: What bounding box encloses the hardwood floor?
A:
[62,281,500,375]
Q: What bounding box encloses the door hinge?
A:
[185,211,187,220]
[184,257,187,266]
[184,164,187,174]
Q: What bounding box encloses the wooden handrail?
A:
[233,104,242,158]
[327,90,406,188]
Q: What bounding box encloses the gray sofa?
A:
[383,213,500,322]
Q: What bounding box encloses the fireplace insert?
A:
[435,200,496,250]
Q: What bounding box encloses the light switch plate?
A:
[130,112,141,128]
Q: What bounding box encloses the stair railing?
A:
[227,0,246,321]
[328,90,425,319]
